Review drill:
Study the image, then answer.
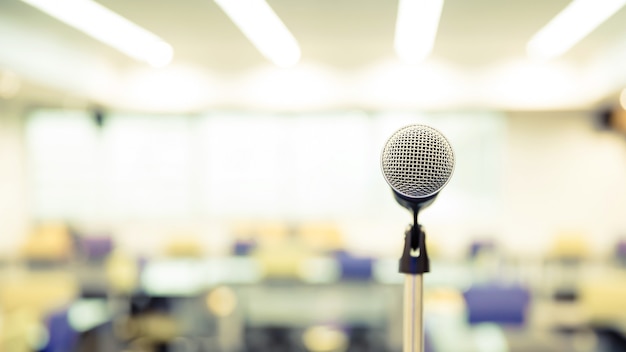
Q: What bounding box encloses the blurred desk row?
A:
[1,253,626,352]
[1,223,626,352]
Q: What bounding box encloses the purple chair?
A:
[463,283,531,326]
[79,236,114,262]
[616,239,626,266]
[41,308,78,352]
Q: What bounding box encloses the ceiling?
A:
[1,0,626,111]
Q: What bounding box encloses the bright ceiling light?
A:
[527,0,626,61]
[214,0,301,68]
[20,0,173,67]
[394,0,444,64]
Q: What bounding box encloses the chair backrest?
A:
[41,309,78,352]
[463,283,531,326]
[334,252,374,281]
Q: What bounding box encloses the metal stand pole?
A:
[404,274,424,352]
[399,218,429,352]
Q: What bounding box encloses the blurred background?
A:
[2,0,626,351]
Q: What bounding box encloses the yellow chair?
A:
[20,223,73,261]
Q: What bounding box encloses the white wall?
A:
[0,102,28,256]
[502,111,626,256]
[2,108,626,258]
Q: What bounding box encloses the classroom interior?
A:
[1,0,626,351]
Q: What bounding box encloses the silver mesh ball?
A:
[381,125,455,198]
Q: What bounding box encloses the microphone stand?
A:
[399,210,430,352]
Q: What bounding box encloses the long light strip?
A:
[20,0,173,67]
[527,0,626,60]
[214,0,301,68]
[394,0,444,64]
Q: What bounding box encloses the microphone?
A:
[381,124,455,214]
[381,124,455,352]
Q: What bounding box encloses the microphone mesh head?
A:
[381,125,455,199]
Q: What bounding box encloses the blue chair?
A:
[463,283,531,326]
[40,308,78,352]
[333,251,374,281]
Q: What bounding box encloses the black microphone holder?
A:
[399,216,430,275]
[398,207,431,352]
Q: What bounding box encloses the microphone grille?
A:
[381,125,455,198]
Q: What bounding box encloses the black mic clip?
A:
[399,222,430,275]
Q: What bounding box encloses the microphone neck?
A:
[393,191,438,218]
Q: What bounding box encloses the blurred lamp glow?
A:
[206,286,237,317]
[527,0,626,60]
[68,299,109,332]
[302,326,348,352]
[214,0,301,68]
[394,0,444,64]
[621,88,626,110]
[20,0,173,67]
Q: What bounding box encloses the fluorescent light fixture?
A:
[20,0,173,67]
[394,0,444,64]
[527,0,626,60]
[214,0,301,68]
